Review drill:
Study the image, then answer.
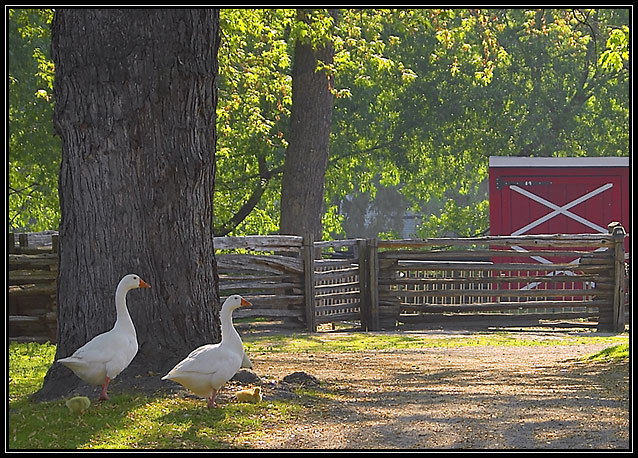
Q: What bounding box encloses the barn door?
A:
[501,175,621,237]
[496,174,621,294]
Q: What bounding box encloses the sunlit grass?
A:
[9,390,300,449]
[8,341,302,449]
[584,343,629,361]
[8,341,56,401]
[243,331,628,354]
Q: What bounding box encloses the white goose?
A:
[57,274,151,400]
[162,294,252,408]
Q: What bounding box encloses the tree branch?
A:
[213,156,282,236]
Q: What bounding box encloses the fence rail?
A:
[217,235,305,325]
[8,225,629,342]
[375,229,625,331]
[8,232,59,342]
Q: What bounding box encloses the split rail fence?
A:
[8,225,628,342]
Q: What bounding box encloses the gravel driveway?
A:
[240,336,629,449]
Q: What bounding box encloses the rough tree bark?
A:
[35,9,221,401]
[279,9,337,240]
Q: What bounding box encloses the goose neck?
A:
[220,305,241,347]
[114,284,135,333]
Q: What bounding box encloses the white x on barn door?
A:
[508,183,614,289]
[510,183,613,237]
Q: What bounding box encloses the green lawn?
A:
[242,330,628,353]
[585,342,629,361]
[8,331,628,449]
[8,341,304,449]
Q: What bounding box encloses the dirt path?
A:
[240,339,629,449]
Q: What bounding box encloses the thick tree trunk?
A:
[35,9,221,401]
[279,9,336,240]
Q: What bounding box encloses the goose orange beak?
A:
[241,298,252,307]
[139,279,151,288]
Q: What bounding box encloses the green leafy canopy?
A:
[8,9,629,238]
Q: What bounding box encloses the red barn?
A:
[489,156,630,252]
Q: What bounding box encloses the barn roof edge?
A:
[489,156,629,168]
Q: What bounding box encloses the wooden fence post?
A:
[357,238,370,330]
[19,233,28,249]
[609,222,627,333]
[302,233,317,332]
[367,238,380,331]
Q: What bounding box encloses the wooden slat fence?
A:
[376,227,628,331]
[215,235,305,327]
[8,232,59,342]
[8,226,629,342]
[312,238,368,331]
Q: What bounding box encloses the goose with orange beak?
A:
[162,295,252,407]
[58,274,151,401]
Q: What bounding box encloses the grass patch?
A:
[584,343,629,361]
[243,331,627,354]
[9,341,56,401]
[8,341,303,450]
[9,391,300,449]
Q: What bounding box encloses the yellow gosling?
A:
[65,396,91,415]
[235,386,262,403]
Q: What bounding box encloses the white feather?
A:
[58,274,150,389]
[162,295,252,402]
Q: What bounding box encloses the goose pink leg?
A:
[99,376,111,401]
[207,388,218,408]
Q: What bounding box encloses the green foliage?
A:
[291,9,336,50]
[600,26,629,72]
[215,9,295,235]
[8,9,60,232]
[328,9,629,237]
[418,199,489,238]
[8,8,630,238]
[321,204,345,240]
